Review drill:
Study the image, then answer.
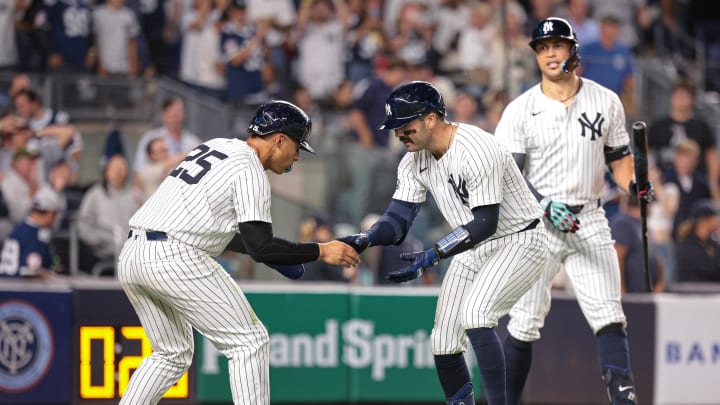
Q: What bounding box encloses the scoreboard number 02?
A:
[79,326,189,399]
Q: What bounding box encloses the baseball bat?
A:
[632,121,653,292]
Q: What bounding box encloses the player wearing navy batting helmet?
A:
[494,17,654,405]
[338,81,549,405]
[117,100,358,405]
[529,16,581,73]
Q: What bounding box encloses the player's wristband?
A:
[540,197,551,212]
[434,226,472,259]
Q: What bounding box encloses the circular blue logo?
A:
[0,300,53,393]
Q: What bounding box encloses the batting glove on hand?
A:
[629,179,655,203]
[267,263,305,280]
[387,248,439,283]
[541,198,580,233]
[336,232,372,253]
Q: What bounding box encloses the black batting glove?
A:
[629,179,655,203]
[336,231,372,253]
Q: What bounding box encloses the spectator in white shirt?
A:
[133,97,200,172]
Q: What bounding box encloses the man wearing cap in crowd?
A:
[577,14,636,110]
[676,199,720,283]
[0,187,63,277]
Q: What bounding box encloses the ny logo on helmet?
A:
[542,21,554,34]
[385,103,391,116]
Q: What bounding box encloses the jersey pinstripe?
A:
[129,138,272,257]
[494,79,629,205]
[393,123,544,235]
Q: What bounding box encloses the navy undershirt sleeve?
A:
[368,199,421,246]
[466,204,500,244]
[228,221,320,264]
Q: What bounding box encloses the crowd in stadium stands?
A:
[0,0,718,288]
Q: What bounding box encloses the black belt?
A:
[128,230,168,241]
[567,199,601,214]
[520,219,540,232]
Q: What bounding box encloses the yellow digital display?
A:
[79,326,188,399]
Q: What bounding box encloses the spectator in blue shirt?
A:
[578,15,635,111]
[676,199,720,283]
[0,187,63,278]
[220,0,268,105]
[44,0,93,72]
[663,138,712,236]
[343,56,408,224]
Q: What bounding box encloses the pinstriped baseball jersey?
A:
[495,77,630,340]
[393,123,544,235]
[119,137,274,405]
[392,123,550,353]
[494,79,629,206]
[129,137,272,257]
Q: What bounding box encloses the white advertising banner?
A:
[655,294,720,405]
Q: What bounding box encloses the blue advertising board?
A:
[0,290,73,404]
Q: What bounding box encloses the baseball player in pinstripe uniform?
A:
[338,81,549,405]
[494,17,654,405]
[117,100,359,405]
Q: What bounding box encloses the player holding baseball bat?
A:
[494,17,654,405]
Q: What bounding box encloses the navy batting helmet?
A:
[529,17,580,73]
[379,81,446,130]
[248,100,315,153]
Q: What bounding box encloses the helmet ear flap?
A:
[563,42,581,73]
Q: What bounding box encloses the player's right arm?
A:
[227,221,358,268]
[337,154,425,252]
[495,98,540,197]
[338,198,502,281]
[510,152,577,233]
[510,153,542,201]
[336,198,422,253]
[495,97,580,233]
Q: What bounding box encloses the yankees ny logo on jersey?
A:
[578,112,605,140]
[448,174,469,205]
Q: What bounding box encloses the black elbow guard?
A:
[604,145,631,164]
[435,226,473,259]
